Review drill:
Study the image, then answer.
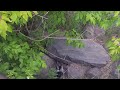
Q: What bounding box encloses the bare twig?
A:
[36,11,49,23]
[43,11,49,16]
[25,23,30,34]
[30,17,34,30]
[19,30,59,42]
[31,11,49,33]
[37,15,48,20]
[81,29,87,36]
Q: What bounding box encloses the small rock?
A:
[86,68,102,79]
[67,63,90,79]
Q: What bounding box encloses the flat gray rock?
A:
[47,39,110,67]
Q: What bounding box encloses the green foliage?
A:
[107,36,120,61]
[43,11,120,50]
[0,11,33,39]
[74,11,102,25]
[48,68,57,79]
[74,11,120,30]
[44,11,66,33]
[0,11,46,79]
[0,32,46,79]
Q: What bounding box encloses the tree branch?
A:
[43,36,92,40]
[35,44,72,65]
[19,30,59,42]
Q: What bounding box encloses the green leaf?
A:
[9,53,13,59]
[14,11,21,17]
[116,18,120,26]
[75,13,79,20]
[90,17,95,25]
[2,14,11,22]
[86,14,91,21]
[114,40,119,45]
[27,11,32,18]
[114,11,119,17]
[39,52,44,57]
[79,13,84,20]
[107,41,113,48]
[111,55,117,61]
[10,13,17,22]
[62,20,65,25]
[0,20,8,39]
[14,18,19,24]
[110,50,116,55]
[7,24,13,32]
[109,47,115,50]
[101,22,108,30]
[20,18,27,25]
[0,32,6,39]
[41,62,47,68]
[96,14,101,21]
[19,59,23,68]
[23,13,28,21]
[0,20,8,31]
[58,18,61,23]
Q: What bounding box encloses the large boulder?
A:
[47,39,110,67]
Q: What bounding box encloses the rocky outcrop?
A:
[47,39,110,67]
